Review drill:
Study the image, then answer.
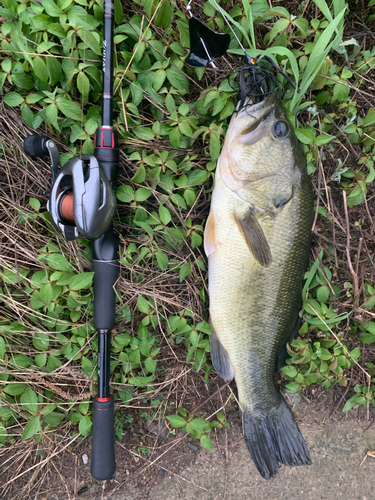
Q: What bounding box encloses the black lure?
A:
[235,54,299,110]
[186,16,230,68]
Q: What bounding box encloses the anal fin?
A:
[204,212,216,257]
[210,329,234,381]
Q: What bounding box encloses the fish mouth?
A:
[236,92,278,145]
[236,91,278,120]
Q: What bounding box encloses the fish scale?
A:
[204,93,314,478]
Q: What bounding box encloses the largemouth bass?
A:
[204,92,314,479]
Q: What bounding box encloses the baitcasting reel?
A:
[23,136,116,241]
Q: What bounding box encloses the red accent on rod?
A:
[97,396,111,402]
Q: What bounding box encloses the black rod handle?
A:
[92,259,119,331]
[90,395,116,480]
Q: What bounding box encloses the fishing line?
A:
[208,0,299,109]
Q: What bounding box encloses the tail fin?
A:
[241,400,311,479]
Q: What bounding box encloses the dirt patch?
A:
[1,388,375,500]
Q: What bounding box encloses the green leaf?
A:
[12,73,34,90]
[42,0,62,17]
[153,69,166,92]
[56,99,83,121]
[190,418,209,433]
[280,365,297,378]
[264,6,291,18]
[135,188,152,202]
[333,82,350,101]
[191,232,202,248]
[45,253,71,271]
[4,92,24,107]
[144,0,174,28]
[116,185,134,203]
[166,67,189,95]
[165,93,176,114]
[21,387,38,414]
[32,57,48,83]
[4,383,26,396]
[0,7,17,19]
[69,272,94,291]
[35,353,47,367]
[33,332,50,351]
[196,322,211,334]
[267,18,290,42]
[44,412,65,427]
[295,128,316,144]
[187,170,208,186]
[2,269,28,284]
[285,382,301,392]
[22,416,41,440]
[159,205,171,225]
[346,182,366,207]
[200,434,213,450]
[350,347,361,361]
[77,72,90,96]
[46,104,58,128]
[29,198,41,212]
[184,189,196,206]
[178,121,193,137]
[315,134,335,146]
[46,57,62,86]
[132,164,146,184]
[0,337,4,359]
[363,108,375,127]
[179,262,191,283]
[128,375,155,387]
[317,286,330,303]
[144,356,157,373]
[166,415,186,427]
[209,132,221,161]
[156,252,168,270]
[47,355,62,372]
[39,283,53,305]
[359,332,375,344]
[77,29,102,55]
[169,127,181,148]
[137,295,150,314]
[79,416,93,436]
[190,330,198,347]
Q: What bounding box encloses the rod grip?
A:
[23,135,49,157]
[92,259,119,331]
[90,396,116,480]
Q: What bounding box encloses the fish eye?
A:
[272,120,289,138]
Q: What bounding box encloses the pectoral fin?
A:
[235,209,272,267]
[204,212,216,257]
[210,329,234,381]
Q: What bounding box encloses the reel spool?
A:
[24,136,116,241]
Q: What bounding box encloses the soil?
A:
[2,387,375,500]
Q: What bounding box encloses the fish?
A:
[204,91,314,479]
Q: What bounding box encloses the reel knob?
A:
[23,136,50,157]
[49,155,116,241]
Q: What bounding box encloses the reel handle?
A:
[23,135,60,181]
[23,135,50,157]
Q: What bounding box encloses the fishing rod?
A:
[23,0,118,482]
